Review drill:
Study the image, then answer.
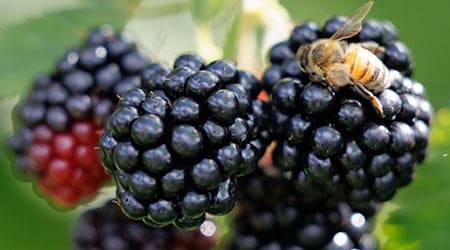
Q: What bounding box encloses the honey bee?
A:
[297,1,389,117]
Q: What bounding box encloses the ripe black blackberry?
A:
[73,200,215,250]
[7,25,150,207]
[230,170,377,250]
[265,19,433,209]
[100,53,270,229]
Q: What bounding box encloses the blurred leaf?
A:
[133,0,190,19]
[430,109,450,147]
[375,109,450,250]
[191,0,239,25]
[191,0,241,51]
[279,0,354,23]
[0,0,82,25]
[213,213,235,250]
[222,6,242,60]
[191,0,220,22]
[125,2,198,64]
[0,97,19,136]
[0,0,140,99]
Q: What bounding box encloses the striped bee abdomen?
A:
[345,45,390,91]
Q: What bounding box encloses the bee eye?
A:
[312,48,322,59]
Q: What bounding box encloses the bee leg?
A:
[359,41,385,53]
[353,83,385,117]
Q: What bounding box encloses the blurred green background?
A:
[0,0,449,249]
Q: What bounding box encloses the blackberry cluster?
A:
[265,18,433,211]
[230,170,377,250]
[74,200,215,250]
[100,53,270,229]
[7,25,150,207]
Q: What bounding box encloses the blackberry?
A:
[100,54,270,229]
[266,19,433,208]
[230,170,377,250]
[73,200,215,250]
[7,25,150,207]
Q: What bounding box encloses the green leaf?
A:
[132,0,190,19]
[191,0,241,49]
[0,0,82,25]
[125,2,198,64]
[191,0,239,25]
[213,213,235,250]
[0,97,19,136]
[222,6,242,60]
[0,0,140,99]
[375,109,450,250]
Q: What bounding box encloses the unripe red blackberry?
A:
[73,200,215,250]
[265,18,433,209]
[230,170,377,250]
[7,25,150,207]
[100,53,270,229]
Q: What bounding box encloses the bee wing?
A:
[330,1,374,41]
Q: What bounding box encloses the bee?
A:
[297,1,389,117]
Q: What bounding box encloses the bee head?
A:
[311,41,332,66]
[310,39,344,67]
